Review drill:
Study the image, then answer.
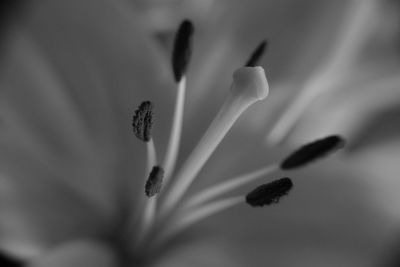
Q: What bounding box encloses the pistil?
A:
[161,66,269,216]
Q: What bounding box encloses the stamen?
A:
[246,177,293,207]
[161,66,269,216]
[141,140,158,231]
[132,101,153,142]
[185,165,278,209]
[135,166,164,249]
[128,101,157,228]
[163,19,194,185]
[130,102,159,247]
[145,166,164,197]
[245,40,268,67]
[172,20,194,82]
[280,135,345,170]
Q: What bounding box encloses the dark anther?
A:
[132,101,153,142]
[245,40,268,67]
[145,166,164,197]
[280,135,345,170]
[246,177,293,207]
[172,19,194,82]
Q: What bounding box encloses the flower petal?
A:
[0,0,174,254]
[153,238,243,267]
[27,240,118,267]
[265,0,400,147]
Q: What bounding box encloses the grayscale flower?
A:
[0,1,398,267]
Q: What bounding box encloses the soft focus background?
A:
[1,0,400,266]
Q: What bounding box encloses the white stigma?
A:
[161,67,269,216]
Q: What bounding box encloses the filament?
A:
[146,139,157,173]
[135,139,159,247]
[162,77,187,185]
[185,165,278,209]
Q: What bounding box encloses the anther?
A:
[185,165,278,209]
[145,166,164,197]
[172,19,194,82]
[132,101,153,142]
[246,177,293,207]
[280,135,345,170]
[245,40,268,67]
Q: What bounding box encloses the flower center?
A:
[126,19,346,266]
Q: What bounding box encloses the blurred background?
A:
[0,0,400,266]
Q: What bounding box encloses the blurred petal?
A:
[27,240,118,267]
[353,141,400,222]
[0,0,174,255]
[271,0,400,148]
[286,70,400,148]
[153,239,243,267]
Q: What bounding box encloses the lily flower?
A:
[0,0,398,267]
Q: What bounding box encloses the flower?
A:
[0,0,399,267]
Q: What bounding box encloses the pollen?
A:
[132,101,154,142]
[246,177,293,207]
[145,166,164,197]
